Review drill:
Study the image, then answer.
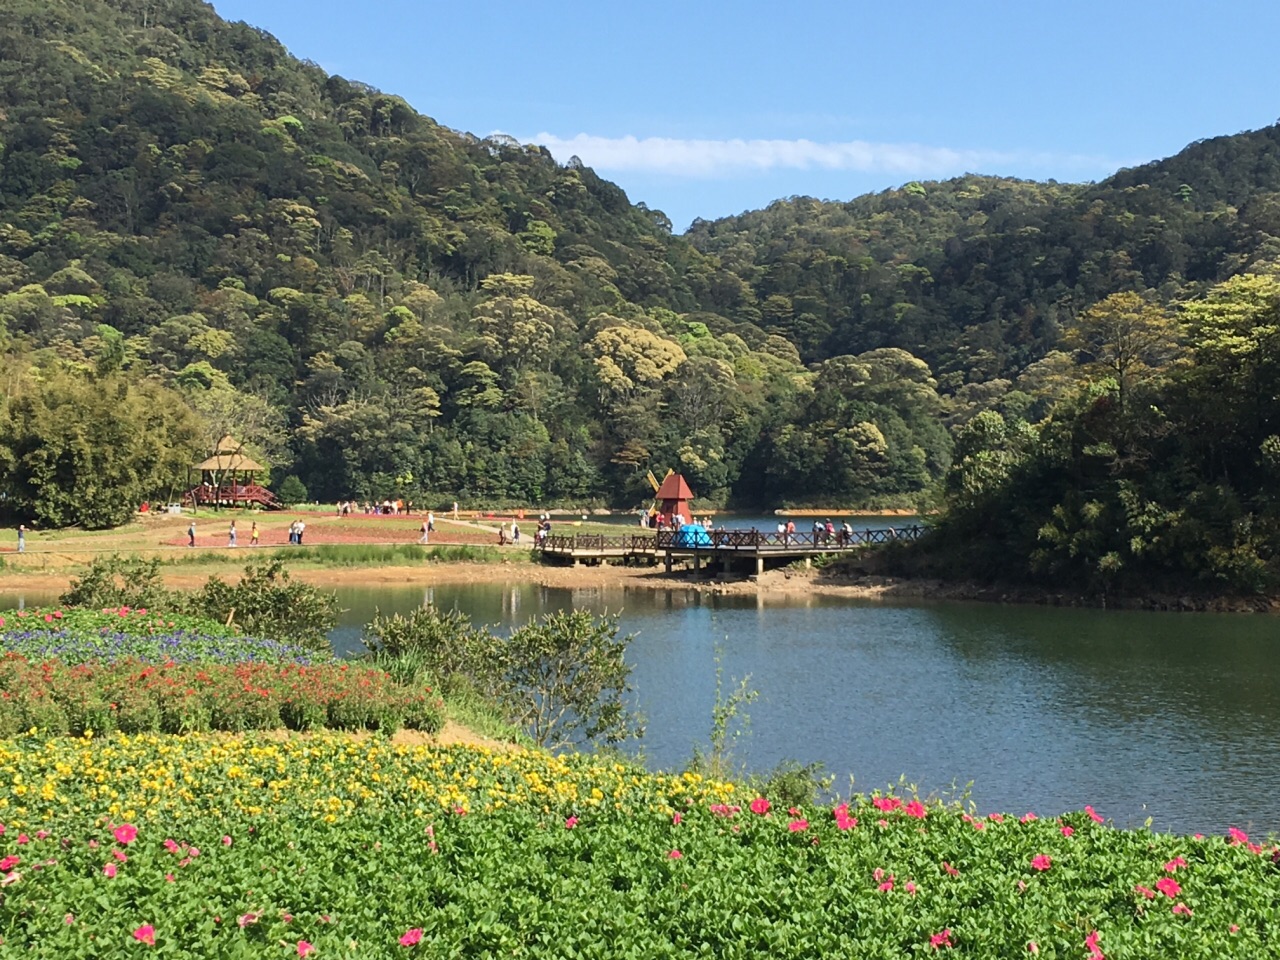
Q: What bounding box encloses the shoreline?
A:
[2,559,1275,613]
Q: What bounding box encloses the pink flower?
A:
[164,873,175,882]
[671,812,681,825]
[133,924,156,945]
[34,830,48,840]
[873,867,885,882]
[750,797,770,815]
[103,862,117,878]
[112,848,128,863]
[16,834,28,845]
[64,914,74,925]
[873,796,903,813]
[1134,884,1156,899]
[237,912,261,929]
[297,942,315,957]
[1173,902,1193,916]
[988,812,1004,823]
[1164,856,1186,871]
[222,835,233,846]
[929,929,953,949]
[1156,876,1181,898]
[188,847,200,857]
[1229,827,1249,845]
[788,819,809,832]
[904,800,927,819]
[877,880,894,892]
[1027,942,1039,954]
[1020,812,1038,823]
[1085,929,1104,959]
[942,861,960,877]
[1085,805,1104,824]
[163,839,180,854]
[1230,924,1240,933]
[1030,854,1052,871]
[564,817,578,829]
[835,814,856,831]
[0,856,17,872]
[400,927,424,947]
[1061,825,1075,838]
[668,849,683,859]
[904,880,918,894]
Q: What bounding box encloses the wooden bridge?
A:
[538,525,925,576]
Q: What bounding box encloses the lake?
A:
[5,579,1278,836]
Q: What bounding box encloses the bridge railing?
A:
[654,525,925,550]
[540,534,657,553]
[538,526,925,555]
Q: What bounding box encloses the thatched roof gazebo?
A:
[183,436,281,509]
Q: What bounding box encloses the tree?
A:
[0,366,205,528]
[1061,293,1183,417]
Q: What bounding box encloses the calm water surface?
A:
[6,581,1279,835]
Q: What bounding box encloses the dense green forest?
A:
[4,0,1280,596]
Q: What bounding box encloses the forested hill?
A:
[686,126,1280,386]
[3,0,1280,536]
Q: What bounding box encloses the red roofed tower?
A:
[656,473,695,526]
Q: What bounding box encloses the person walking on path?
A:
[419,518,430,544]
[511,520,520,544]
[16,524,25,553]
[296,519,306,545]
[228,520,237,548]
[187,520,196,547]
[250,521,260,546]
[427,510,435,533]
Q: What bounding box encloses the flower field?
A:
[0,658,444,736]
[0,608,322,666]
[2,734,1278,957]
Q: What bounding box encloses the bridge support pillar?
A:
[755,556,765,576]
[693,553,701,573]
[804,556,811,569]
[664,551,672,573]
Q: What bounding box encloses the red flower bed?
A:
[0,654,443,736]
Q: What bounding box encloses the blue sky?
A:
[212,0,1280,231]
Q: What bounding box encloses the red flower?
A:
[872,796,903,812]
[1061,825,1074,838]
[298,942,315,957]
[904,800,927,819]
[400,927,424,946]
[564,817,578,829]
[930,929,953,949]
[1156,876,1181,898]
[112,824,138,846]
[1085,805,1104,824]
[0,856,17,872]
[1030,854,1052,871]
[749,797,770,815]
[133,924,156,945]
[788,819,809,832]
[1084,929,1104,960]
[668,849,683,860]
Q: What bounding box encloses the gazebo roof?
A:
[195,452,265,473]
[213,434,243,454]
[656,473,694,501]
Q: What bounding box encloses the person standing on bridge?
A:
[777,520,787,545]
[841,521,853,546]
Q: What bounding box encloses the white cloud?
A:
[520,132,1113,179]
